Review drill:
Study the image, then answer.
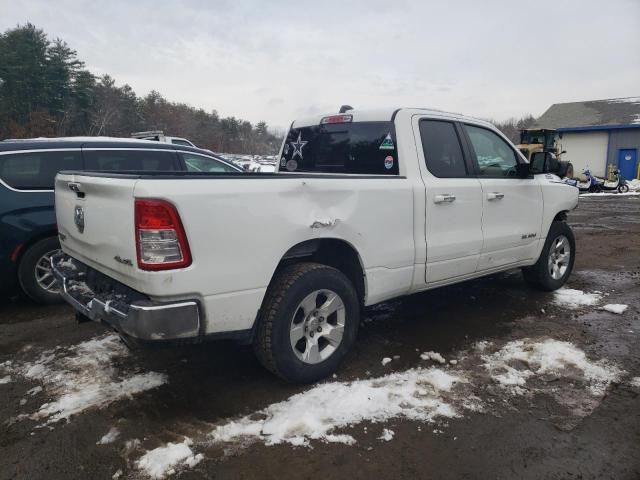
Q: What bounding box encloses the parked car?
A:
[130,131,197,148]
[52,108,578,383]
[0,137,241,303]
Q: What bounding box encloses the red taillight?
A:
[135,199,191,271]
[320,114,353,124]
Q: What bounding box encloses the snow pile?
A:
[97,427,120,445]
[628,179,640,191]
[381,357,392,366]
[552,288,602,309]
[482,339,622,396]
[601,304,628,314]
[378,428,395,441]
[136,438,203,479]
[580,191,640,197]
[0,375,11,384]
[630,377,640,388]
[209,367,468,447]
[4,334,167,423]
[420,351,446,364]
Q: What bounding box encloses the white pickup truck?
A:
[52,107,578,383]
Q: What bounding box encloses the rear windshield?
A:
[279,121,399,175]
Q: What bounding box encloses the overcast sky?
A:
[2,0,639,131]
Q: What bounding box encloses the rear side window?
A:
[419,120,467,178]
[279,121,399,175]
[84,150,177,171]
[0,150,82,190]
[182,153,238,172]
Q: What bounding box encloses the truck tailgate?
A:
[55,173,139,282]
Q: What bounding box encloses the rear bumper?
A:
[51,252,201,341]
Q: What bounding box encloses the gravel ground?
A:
[1,195,639,480]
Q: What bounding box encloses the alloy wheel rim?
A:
[35,250,60,294]
[548,235,570,280]
[289,289,346,364]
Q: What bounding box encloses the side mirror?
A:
[530,151,548,174]
[516,162,531,178]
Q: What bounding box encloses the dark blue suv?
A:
[0,137,241,303]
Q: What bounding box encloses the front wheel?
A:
[253,262,359,383]
[522,221,575,291]
[618,184,629,193]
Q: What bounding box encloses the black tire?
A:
[618,184,629,193]
[17,237,63,304]
[253,262,360,383]
[522,221,575,291]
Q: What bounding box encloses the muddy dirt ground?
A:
[1,195,639,480]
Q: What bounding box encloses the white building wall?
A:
[559,131,608,177]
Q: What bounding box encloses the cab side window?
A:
[0,151,82,190]
[464,125,519,177]
[419,120,468,177]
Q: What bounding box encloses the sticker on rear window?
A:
[384,155,394,170]
[379,133,395,150]
[290,133,308,160]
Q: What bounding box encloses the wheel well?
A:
[553,211,568,223]
[15,231,59,265]
[277,239,366,304]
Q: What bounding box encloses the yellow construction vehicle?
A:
[517,128,565,162]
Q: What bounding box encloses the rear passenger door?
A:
[415,118,484,284]
[462,124,543,270]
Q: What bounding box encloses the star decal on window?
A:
[290,132,308,160]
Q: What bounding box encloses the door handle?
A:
[434,194,456,204]
[487,192,504,201]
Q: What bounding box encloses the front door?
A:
[618,149,638,180]
[462,124,544,270]
[416,118,484,284]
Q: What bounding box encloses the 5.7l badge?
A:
[74,205,85,233]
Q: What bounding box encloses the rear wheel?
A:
[253,262,359,383]
[17,237,63,304]
[522,221,575,291]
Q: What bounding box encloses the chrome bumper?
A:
[51,253,201,341]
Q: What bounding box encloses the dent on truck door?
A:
[417,119,483,283]
[463,124,543,270]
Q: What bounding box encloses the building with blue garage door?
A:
[536,97,640,179]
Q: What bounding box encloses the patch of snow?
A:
[0,375,11,384]
[601,304,628,314]
[629,377,640,388]
[26,386,43,396]
[209,367,466,448]
[580,191,640,197]
[381,357,392,366]
[112,469,123,479]
[420,351,446,364]
[552,288,602,309]
[449,359,458,365]
[3,334,166,423]
[67,280,94,296]
[378,428,394,441]
[57,257,77,270]
[97,427,120,445]
[136,439,203,479]
[482,339,622,396]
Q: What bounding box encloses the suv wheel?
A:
[253,262,359,383]
[18,237,63,304]
[522,221,575,291]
